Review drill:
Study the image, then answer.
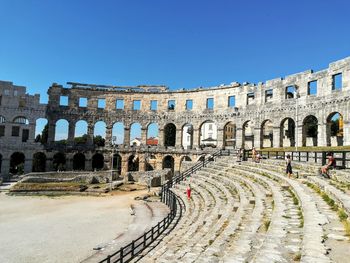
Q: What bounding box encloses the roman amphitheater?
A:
[1,57,350,263]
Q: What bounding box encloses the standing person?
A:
[286,154,293,178]
[252,147,257,162]
[186,184,192,200]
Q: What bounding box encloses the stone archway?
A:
[53,152,66,171]
[242,120,253,149]
[92,153,104,170]
[128,155,139,172]
[261,120,273,148]
[10,152,25,175]
[113,153,122,175]
[223,122,236,148]
[182,123,193,150]
[164,123,176,147]
[73,153,86,170]
[302,115,318,146]
[32,152,46,172]
[162,155,174,173]
[326,112,343,146]
[280,118,295,147]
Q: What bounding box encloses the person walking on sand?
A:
[186,184,192,200]
[286,154,293,178]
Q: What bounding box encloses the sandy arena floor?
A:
[0,191,165,263]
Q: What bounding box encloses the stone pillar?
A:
[105,124,112,145]
[236,128,243,149]
[343,120,350,146]
[68,121,75,144]
[158,129,164,146]
[66,155,73,171]
[139,153,146,172]
[28,122,36,143]
[121,156,128,177]
[124,127,130,146]
[317,122,327,146]
[216,128,224,148]
[176,129,182,148]
[47,120,56,144]
[192,128,199,149]
[141,128,147,145]
[85,156,92,171]
[24,157,32,174]
[46,157,53,172]
[296,124,303,148]
[272,126,280,148]
[253,127,261,149]
[87,124,94,145]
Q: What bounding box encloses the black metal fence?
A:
[243,149,350,169]
[99,149,233,263]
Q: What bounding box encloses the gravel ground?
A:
[0,191,162,263]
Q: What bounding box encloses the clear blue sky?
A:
[1,0,350,105]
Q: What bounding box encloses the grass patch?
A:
[10,182,88,192]
[338,209,349,221]
[344,220,350,237]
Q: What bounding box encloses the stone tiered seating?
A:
[134,155,350,263]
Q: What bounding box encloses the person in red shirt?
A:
[186,184,191,200]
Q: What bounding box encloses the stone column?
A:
[317,122,327,147]
[236,128,243,149]
[105,124,112,145]
[47,120,56,144]
[192,128,199,149]
[68,121,75,144]
[87,124,94,145]
[216,128,224,148]
[141,128,147,145]
[343,120,350,146]
[28,122,36,143]
[296,124,303,148]
[253,127,261,149]
[66,155,73,171]
[139,153,146,172]
[158,129,164,146]
[46,157,53,171]
[272,126,280,148]
[24,157,32,174]
[176,129,182,148]
[85,156,92,171]
[124,127,130,147]
[121,156,128,177]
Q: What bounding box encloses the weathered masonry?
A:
[0,57,350,179]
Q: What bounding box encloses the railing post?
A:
[298,151,301,162]
[306,151,309,162]
[144,233,147,246]
[131,240,135,257]
[107,255,111,263]
[120,247,124,263]
[151,227,154,241]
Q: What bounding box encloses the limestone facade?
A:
[0,57,350,179]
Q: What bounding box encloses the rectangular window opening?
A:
[308,80,317,95]
[79,97,88,107]
[168,100,175,110]
[206,98,214,110]
[186,99,193,110]
[0,125,5,137]
[98,98,106,109]
[133,100,141,110]
[332,73,342,90]
[12,126,20,137]
[116,99,124,110]
[60,95,68,106]
[265,89,273,102]
[228,96,236,107]
[22,129,29,142]
[150,100,158,111]
[247,92,255,105]
[285,86,296,99]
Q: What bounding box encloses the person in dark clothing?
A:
[286,154,293,178]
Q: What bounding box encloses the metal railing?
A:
[243,149,350,169]
[99,148,232,263]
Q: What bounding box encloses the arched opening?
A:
[73,153,86,170]
[261,120,273,148]
[94,121,106,147]
[113,153,122,175]
[199,121,217,148]
[326,112,343,146]
[112,122,124,145]
[13,116,29,125]
[92,153,104,170]
[146,163,154,171]
[242,120,253,149]
[130,123,142,146]
[223,122,236,148]
[74,120,88,144]
[53,152,66,171]
[280,118,295,147]
[35,118,48,144]
[302,115,318,146]
[128,155,139,172]
[164,123,176,147]
[179,155,192,172]
[163,155,175,173]
[182,123,193,150]
[55,119,69,142]
[32,152,46,172]
[9,152,25,175]
[0,115,5,123]
[146,123,159,146]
